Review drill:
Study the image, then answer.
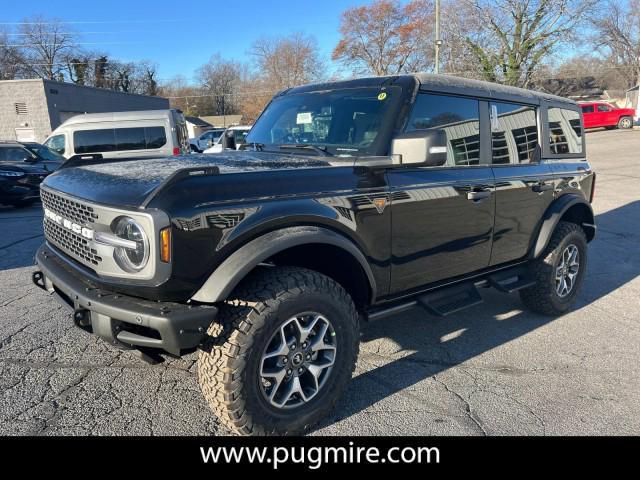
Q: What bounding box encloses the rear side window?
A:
[581,105,594,113]
[489,102,538,164]
[74,127,167,153]
[0,147,31,162]
[74,129,116,154]
[548,108,582,155]
[406,93,481,166]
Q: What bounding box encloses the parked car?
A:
[190,128,225,152]
[0,141,62,207]
[43,109,191,161]
[33,74,595,435]
[579,102,635,130]
[203,125,251,153]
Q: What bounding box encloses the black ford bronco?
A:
[32,74,596,435]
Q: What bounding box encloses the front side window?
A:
[490,102,538,164]
[233,129,249,144]
[245,87,401,156]
[597,104,611,112]
[407,93,481,166]
[45,134,65,155]
[548,107,582,155]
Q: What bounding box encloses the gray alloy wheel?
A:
[555,244,580,298]
[259,312,337,409]
[618,117,632,129]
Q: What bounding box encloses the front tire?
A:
[618,116,633,129]
[197,266,359,435]
[520,221,587,316]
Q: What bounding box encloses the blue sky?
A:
[2,0,369,82]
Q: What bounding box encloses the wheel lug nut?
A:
[291,344,296,350]
[298,367,304,374]
[306,354,311,360]
[282,357,288,363]
[302,342,307,348]
[287,369,292,375]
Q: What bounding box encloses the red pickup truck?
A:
[579,102,635,129]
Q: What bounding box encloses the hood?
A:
[42,151,337,208]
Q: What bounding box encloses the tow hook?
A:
[32,271,46,291]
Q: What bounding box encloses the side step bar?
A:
[418,282,483,317]
[486,269,536,294]
[366,265,535,320]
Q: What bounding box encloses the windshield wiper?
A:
[278,144,333,157]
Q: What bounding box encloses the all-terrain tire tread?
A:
[197,266,359,436]
[520,221,587,316]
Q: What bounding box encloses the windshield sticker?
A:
[377,92,387,101]
[296,112,313,124]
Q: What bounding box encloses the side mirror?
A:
[390,130,448,166]
[221,131,236,150]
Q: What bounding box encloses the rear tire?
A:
[197,266,359,435]
[520,221,587,316]
[618,116,633,129]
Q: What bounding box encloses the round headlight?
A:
[113,216,149,272]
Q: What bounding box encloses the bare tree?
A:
[138,60,159,96]
[18,15,80,80]
[196,54,246,115]
[332,0,434,76]
[446,0,594,87]
[590,0,640,89]
[0,28,23,80]
[251,32,325,90]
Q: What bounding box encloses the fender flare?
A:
[190,225,377,303]
[532,194,595,258]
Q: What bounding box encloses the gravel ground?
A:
[1,128,639,435]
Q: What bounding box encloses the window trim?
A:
[541,102,585,159]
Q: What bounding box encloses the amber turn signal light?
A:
[160,227,171,263]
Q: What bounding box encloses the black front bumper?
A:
[33,244,217,356]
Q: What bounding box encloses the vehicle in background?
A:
[43,109,190,161]
[203,125,251,153]
[190,128,225,152]
[579,102,635,130]
[0,141,61,207]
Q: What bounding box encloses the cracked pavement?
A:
[1,129,639,435]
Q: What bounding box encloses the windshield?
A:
[24,143,64,162]
[245,87,401,156]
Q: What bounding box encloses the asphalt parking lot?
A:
[1,128,639,436]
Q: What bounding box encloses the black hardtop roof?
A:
[284,73,577,107]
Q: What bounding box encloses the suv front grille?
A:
[41,188,103,268]
[41,189,99,225]
[43,220,103,266]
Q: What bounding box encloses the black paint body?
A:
[38,74,596,311]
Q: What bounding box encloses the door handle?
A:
[532,183,553,193]
[467,190,492,201]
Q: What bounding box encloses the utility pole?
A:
[435,0,442,74]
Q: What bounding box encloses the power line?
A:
[4,30,161,36]
[1,42,145,47]
[0,20,185,25]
